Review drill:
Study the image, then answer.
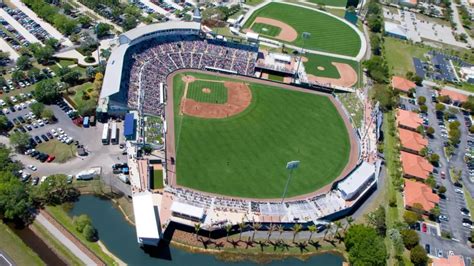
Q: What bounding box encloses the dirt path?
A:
[246,17,298,42]
[165,69,360,201]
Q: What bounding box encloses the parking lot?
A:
[401,85,474,260]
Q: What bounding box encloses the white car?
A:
[37,120,44,127]
[28,165,37,171]
[57,128,64,134]
[455,188,464,194]
[14,104,21,110]
[10,96,17,103]
[2,108,9,114]
[19,103,26,109]
[32,122,38,128]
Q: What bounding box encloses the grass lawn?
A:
[187,80,228,104]
[384,37,430,77]
[464,187,474,217]
[267,73,284,82]
[58,59,76,68]
[251,23,281,37]
[36,140,76,163]
[31,221,84,266]
[173,71,351,198]
[70,82,97,108]
[243,3,361,56]
[45,206,116,265]
[308,0,347,7]
[244,0,266,6]
[152,170,164,189]
[0,221,44,266]
[303,52,360,79]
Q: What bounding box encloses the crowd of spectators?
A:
[121,35,258,115]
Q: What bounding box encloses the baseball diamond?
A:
[167,71,357,198]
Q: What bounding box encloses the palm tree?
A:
[307,224,317,242]
[277,224,284,241]
[267,224,276,242]
[225,223,232,241]
[334,221,342,239]
[344,216,354,232]
[291,224,303,243]
[194,223,201,240]
[238,221,245,241]
[251,222,262,242]
[323,223,331,240]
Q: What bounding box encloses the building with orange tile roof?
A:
[431,255,465,266]
[404,179,439,213]
[398,128,428,154]
[396,109,423,131]
[391,76,417,92]
[439,89,468,104]
[400,151,433,180]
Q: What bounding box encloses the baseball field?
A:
[243,3,361,57]
[308,0,348,7]
[170,71,353,198]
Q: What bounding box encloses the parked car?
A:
[27,165,37,171]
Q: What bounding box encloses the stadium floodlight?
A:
[281,160,300,204]
[294,32,311,83]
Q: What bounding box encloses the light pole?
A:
[294,32,311,83]
[281,160,300,204]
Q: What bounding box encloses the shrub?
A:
[401,229,419,250]
[84,56,95,63]
[73,214,92,233]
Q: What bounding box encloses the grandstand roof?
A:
[132,192,160,244]
[100,21,201,100]
[337,162,376,200]
[171,201,205,220]
[120,22,201,44]
[404,179,439,211]
[400,151,433,180]
[398,128,427,153]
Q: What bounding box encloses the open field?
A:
[243,3,361,56]
[172,71,352,198]
[251,22,281,37]
[384,37,430,76]
[36,140,76,163]
[0,221,44,266]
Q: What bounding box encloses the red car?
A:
[422,223,427,233]
[46,155,55,163]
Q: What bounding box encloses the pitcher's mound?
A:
[202,88,211,94]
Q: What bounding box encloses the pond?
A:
[69,195,344,266]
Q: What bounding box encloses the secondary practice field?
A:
[243,2,361,57]
[250,23,281,37]
[172,71,351,198]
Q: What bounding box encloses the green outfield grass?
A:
[303,53,360,79]
[267,73,284,82]
[243,3,361,57]
[173,71,351,198]
[187,80,228,104]
[251,23,281,37]
[308,0,348,7]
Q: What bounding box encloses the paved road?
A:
[0,250,14,266]
[0,8,41,44]
[450,3,474,47]
[0,38,19,60]
[35,213,97,266]
[419,231,473,264]
[10,0,73,47]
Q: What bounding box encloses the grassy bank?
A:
[0,221,45,266]
[30,221,84,266]
[45,206,117,265]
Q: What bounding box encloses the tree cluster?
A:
[344,224,387,265]
[73,214,98,242]
[22,0,78,35]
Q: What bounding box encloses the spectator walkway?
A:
[0,8,41,44]
[10,0,73,47]
[0,38,19,60]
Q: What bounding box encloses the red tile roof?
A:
[432,255,465,266]
[391,76,416,92]
[404,179,439,211]
[439,89,468,103]
[400,151,433,180]
[396,109,422,130]
[399,128,428,153]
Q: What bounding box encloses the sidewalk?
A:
[0,38,19,60]
[36,211,104,266]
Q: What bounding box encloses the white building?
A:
[460,66,474,84]
[337,162,376,201]
[132,192,162,246]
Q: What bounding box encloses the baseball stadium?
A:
[99,20,378,247]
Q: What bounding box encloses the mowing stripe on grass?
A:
[251,23,281,37]
[187,80,228,104]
